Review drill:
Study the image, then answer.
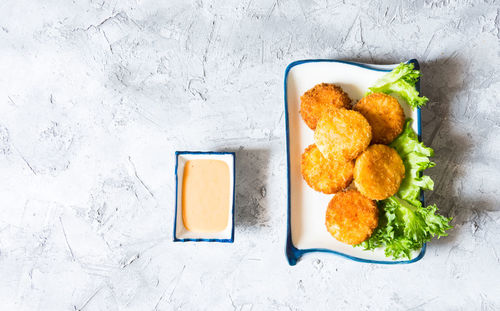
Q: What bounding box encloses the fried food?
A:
[354,93,405,144]
[314,108,372,162]
[300,83,351,130]
[301,144,354,194]
[325,190,378,245]
[354,144,405,200]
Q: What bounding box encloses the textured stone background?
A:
[1,0,499,310]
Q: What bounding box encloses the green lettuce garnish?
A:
[360,197,452,260]
[368,63,428,109]
[390,120,435,206]
[358,120,452,260]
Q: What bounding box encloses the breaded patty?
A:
[354,144,405,200]
[300,83,351,130]
[325,190,378,245]
[301,144,354,194]
[314,108,372,163]
[354,93,405,144]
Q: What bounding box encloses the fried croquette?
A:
[300,83,351,130]
[354,93,405,144]
[301,144,354,194]
[325,190,378,245]
[314,108,372,163]
[354,144,405,200]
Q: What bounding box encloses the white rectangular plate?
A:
[174,151,235,242]
[284,59,425,265]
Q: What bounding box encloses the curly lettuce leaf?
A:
[360,197,452,260]
[391,120,435,206]
[368,63,428,109]
[357,120,452,260]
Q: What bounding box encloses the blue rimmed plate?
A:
[284,59,425,265]
[174,151,235,243]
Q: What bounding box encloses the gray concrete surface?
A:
[0,0,499,310]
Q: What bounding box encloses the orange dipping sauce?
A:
[182,159,230,233]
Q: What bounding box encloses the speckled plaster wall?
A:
[0,0,499,310]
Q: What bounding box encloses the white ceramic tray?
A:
[284,59,425,265]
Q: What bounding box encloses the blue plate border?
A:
[284,59,426,265]
[173,151,236,243]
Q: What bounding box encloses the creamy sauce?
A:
[182,159,230,233]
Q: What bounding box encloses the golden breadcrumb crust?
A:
[314,108,372,163]
[354,144,405,200]
[301,144,354,194]
[354,93,405,144]
[300,83,351,130]
[325,190,378,245]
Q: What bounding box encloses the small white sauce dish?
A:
[173,151,235,243]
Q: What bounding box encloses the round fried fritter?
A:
[325,190,378,245]
[354,93,405,144]
[354,144,405,200]
[301,144,354,194]
[314,108,372,163]
[300,83,351,130]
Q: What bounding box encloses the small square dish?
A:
[284,59,425,265]
[174,151,235,243]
